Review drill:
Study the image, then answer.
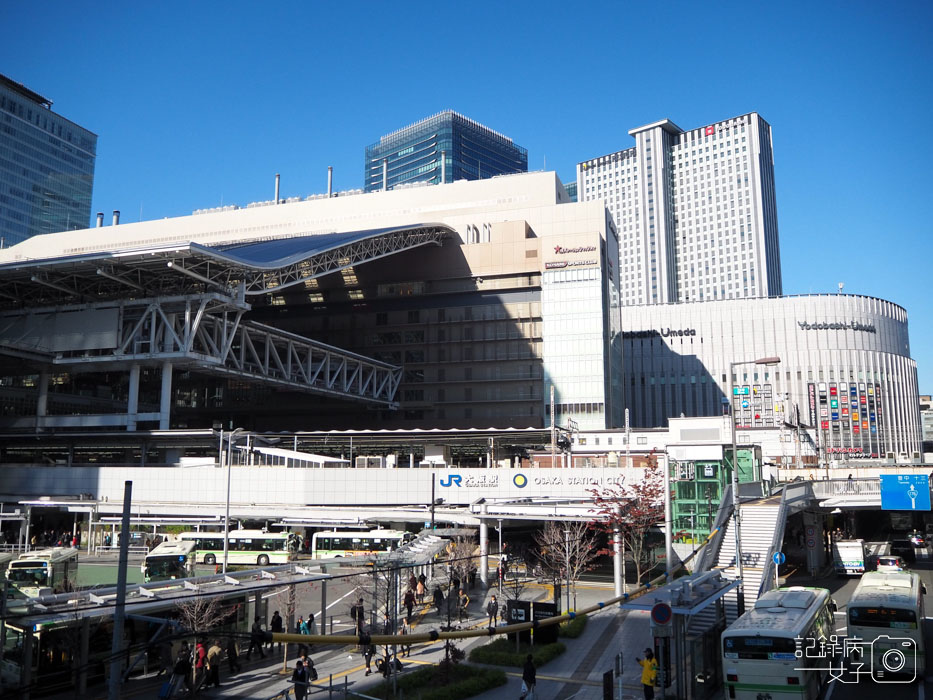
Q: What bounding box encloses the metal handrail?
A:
[758,481,814,597]
[809,478,880,498]
[695,484,734,573]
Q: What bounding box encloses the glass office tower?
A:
[0,73,97,246]
[364,110,527,192]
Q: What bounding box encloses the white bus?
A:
[142,540,197,582]
[722,587,836,700]
[6,547,79,597]
[178,530,295,566]
[847,570,925,679]
[311,529,412,558]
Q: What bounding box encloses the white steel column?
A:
[159,361,172,430]
[479,504,489,587]
[127,364,140,431]
[36,371,50,426]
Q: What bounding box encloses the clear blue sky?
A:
[3,2,932,390]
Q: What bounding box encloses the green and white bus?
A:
[722,587,836,699]
[847,570,925,680]
[178,530,295,566]
[311,529,412,558]
[142,540,197,581]
[6,547,79,597]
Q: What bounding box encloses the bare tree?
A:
[175,594,227,690]
[590,454,667,584]
[533,521,599,610]
[445,536,478,590]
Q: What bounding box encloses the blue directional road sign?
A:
[880,474,931,511]
[772,552,786,565]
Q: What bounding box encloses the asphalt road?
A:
[815,544,932,700]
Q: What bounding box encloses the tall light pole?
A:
[729,356,780,615]
[223,428,245,574]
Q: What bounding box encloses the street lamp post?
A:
[729,356,780,616]
[223,428,245,574]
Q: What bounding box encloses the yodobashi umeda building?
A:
[621,294,921,459]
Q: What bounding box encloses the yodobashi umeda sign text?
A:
[797,321,876,333]
[623,328,696,339]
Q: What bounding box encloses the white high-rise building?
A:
[577,112,782,306]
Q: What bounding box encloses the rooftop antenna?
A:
[837,282,844,294]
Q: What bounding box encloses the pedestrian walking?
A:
[408,572,418,591]
[636,648,658,700]
[194,639,207,690]
[225,638,241,675]
[351,598,366,635]
[400,618,412,657]
[416,578,425,604]
[458,588,470,622]
[364,643,377,675]
[521,654,536,700]
[246,616,266,660]
[270,610,283,651]
[486,594,499,627]
[173,649,194,696]
[404,588,415,621]
[206,639,223,688]
[432,586,445,615]
[291,660,309,700]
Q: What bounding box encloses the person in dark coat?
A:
[521,654,537,700]
[173,649,194,696]
[351,598,366,635]
[291,659,309,700]
[433,586,445,615]
[486,594,499,627]
[269,610,283,651]
[246,616,266,659]
[364,643,377,676]
[404,588,416,621]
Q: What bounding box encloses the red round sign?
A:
[651,602,673,625]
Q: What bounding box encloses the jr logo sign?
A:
[438,474,462,487]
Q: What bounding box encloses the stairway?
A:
[713,500,782,622]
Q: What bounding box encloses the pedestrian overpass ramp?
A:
[695,477,897,622]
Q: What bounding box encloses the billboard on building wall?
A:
[808,383,819,448]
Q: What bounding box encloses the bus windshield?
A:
[723,635,797,660]
[8,567,49,585]
[144,557,187,580]
[848,606,917,629]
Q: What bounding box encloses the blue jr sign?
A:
[880,474,931,511]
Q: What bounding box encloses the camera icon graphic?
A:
[868,636,917,683]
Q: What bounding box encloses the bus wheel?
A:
[205,554,216,565]
[258,554,270,566]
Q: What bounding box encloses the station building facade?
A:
[621,294,921,458]
[0,172,621,432]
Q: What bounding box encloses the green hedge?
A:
[558,613,587,638]
[370,663,506,700]
[467,638,566,667]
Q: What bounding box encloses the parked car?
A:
[908,530,926,547]
[876,555,908,572]
[889,539,917,563]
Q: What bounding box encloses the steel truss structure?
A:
[0,224,453,411]
[10,293,401,405]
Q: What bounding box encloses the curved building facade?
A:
[622,294,920,458]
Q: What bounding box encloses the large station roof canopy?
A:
[0,224,452,309]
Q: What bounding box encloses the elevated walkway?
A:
[695,480,839,622]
